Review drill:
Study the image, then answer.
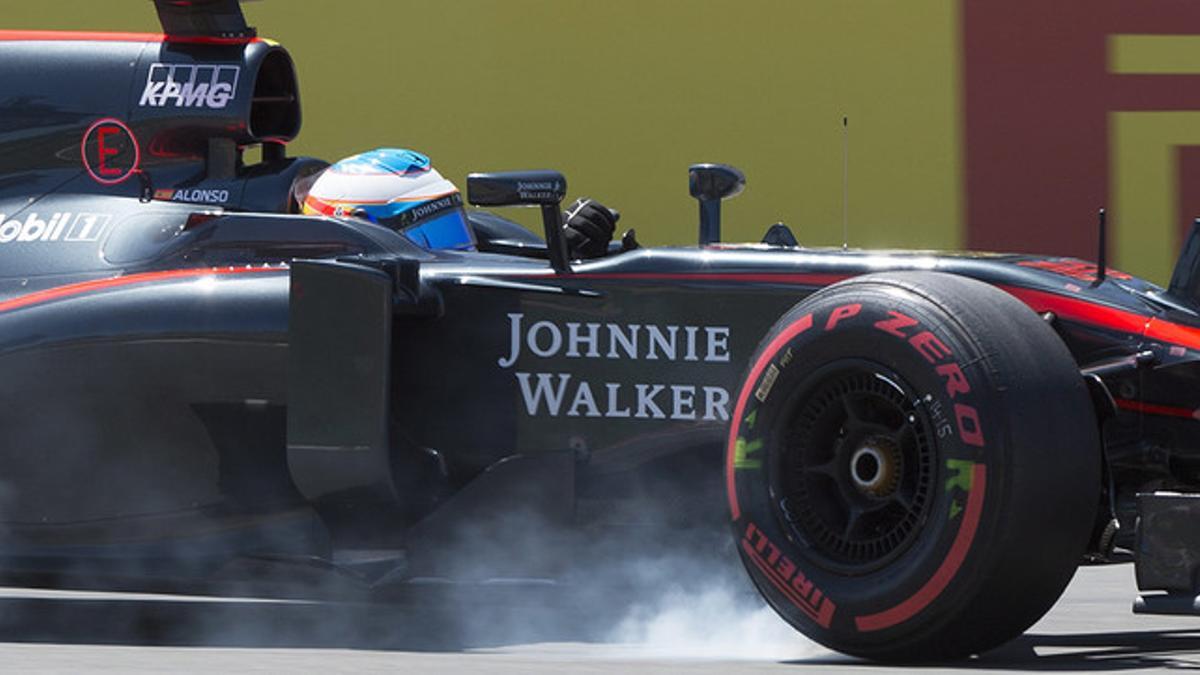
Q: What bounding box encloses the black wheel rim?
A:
[773,361,936,575]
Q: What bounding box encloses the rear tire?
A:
[726,272,1099,661]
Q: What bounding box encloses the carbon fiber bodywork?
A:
[2,8,1200,625]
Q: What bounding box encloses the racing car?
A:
[2,0,1200,663]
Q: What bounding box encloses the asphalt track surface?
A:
[0,562,1198,673]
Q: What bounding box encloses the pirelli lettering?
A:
[742,521,836,628]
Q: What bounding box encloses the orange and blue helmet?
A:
[301,148,475,250]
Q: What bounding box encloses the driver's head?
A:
[301,148,474,250]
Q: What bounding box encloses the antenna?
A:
[842,116,849,250]
[1093,208,1107,286]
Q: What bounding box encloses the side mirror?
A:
[689,163,746,245]
[467,170,567,207]
[467,170,571,274]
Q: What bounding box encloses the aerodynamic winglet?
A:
[152,0,256,39]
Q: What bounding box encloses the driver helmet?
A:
[301,148,474,250]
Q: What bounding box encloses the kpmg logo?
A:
[139,63,240,110]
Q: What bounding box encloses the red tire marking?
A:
[853,463,987,632]
[742,537,836,628]
[726,312,813,520]
[874,310,919,338]
[954,404,986,447]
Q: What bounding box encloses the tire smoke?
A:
[605,564,821,660]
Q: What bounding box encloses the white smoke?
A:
[604,564,823,661]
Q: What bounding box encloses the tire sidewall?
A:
[728,281,1008,653]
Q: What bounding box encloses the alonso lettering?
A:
[162,188,230,205]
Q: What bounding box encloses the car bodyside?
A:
[5,2,1200,660]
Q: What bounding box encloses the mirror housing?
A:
[689,163,746,245]
[467,170,571,274]
[467,170,567,207]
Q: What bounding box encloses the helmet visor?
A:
[403,208,475,250]
[377,192,476,251]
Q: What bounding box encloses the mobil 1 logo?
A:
[0,212,112,245]
[139,63,240,110]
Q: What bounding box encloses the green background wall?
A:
[5,1,962,249]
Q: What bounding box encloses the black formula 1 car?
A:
[3,0,1200,663]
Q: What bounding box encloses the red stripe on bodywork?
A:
[523,271,1200,352]
[0,30,260,45]
[565,272,1200,350]
[1145,317,1200,351]
[570,272,851,285]
[1003,285,1200,351]
[854,463,988,632]
[1001,286,1150,335]
[1115,398,1199,420]
[0,266,284,315]
[726,313,814,521]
